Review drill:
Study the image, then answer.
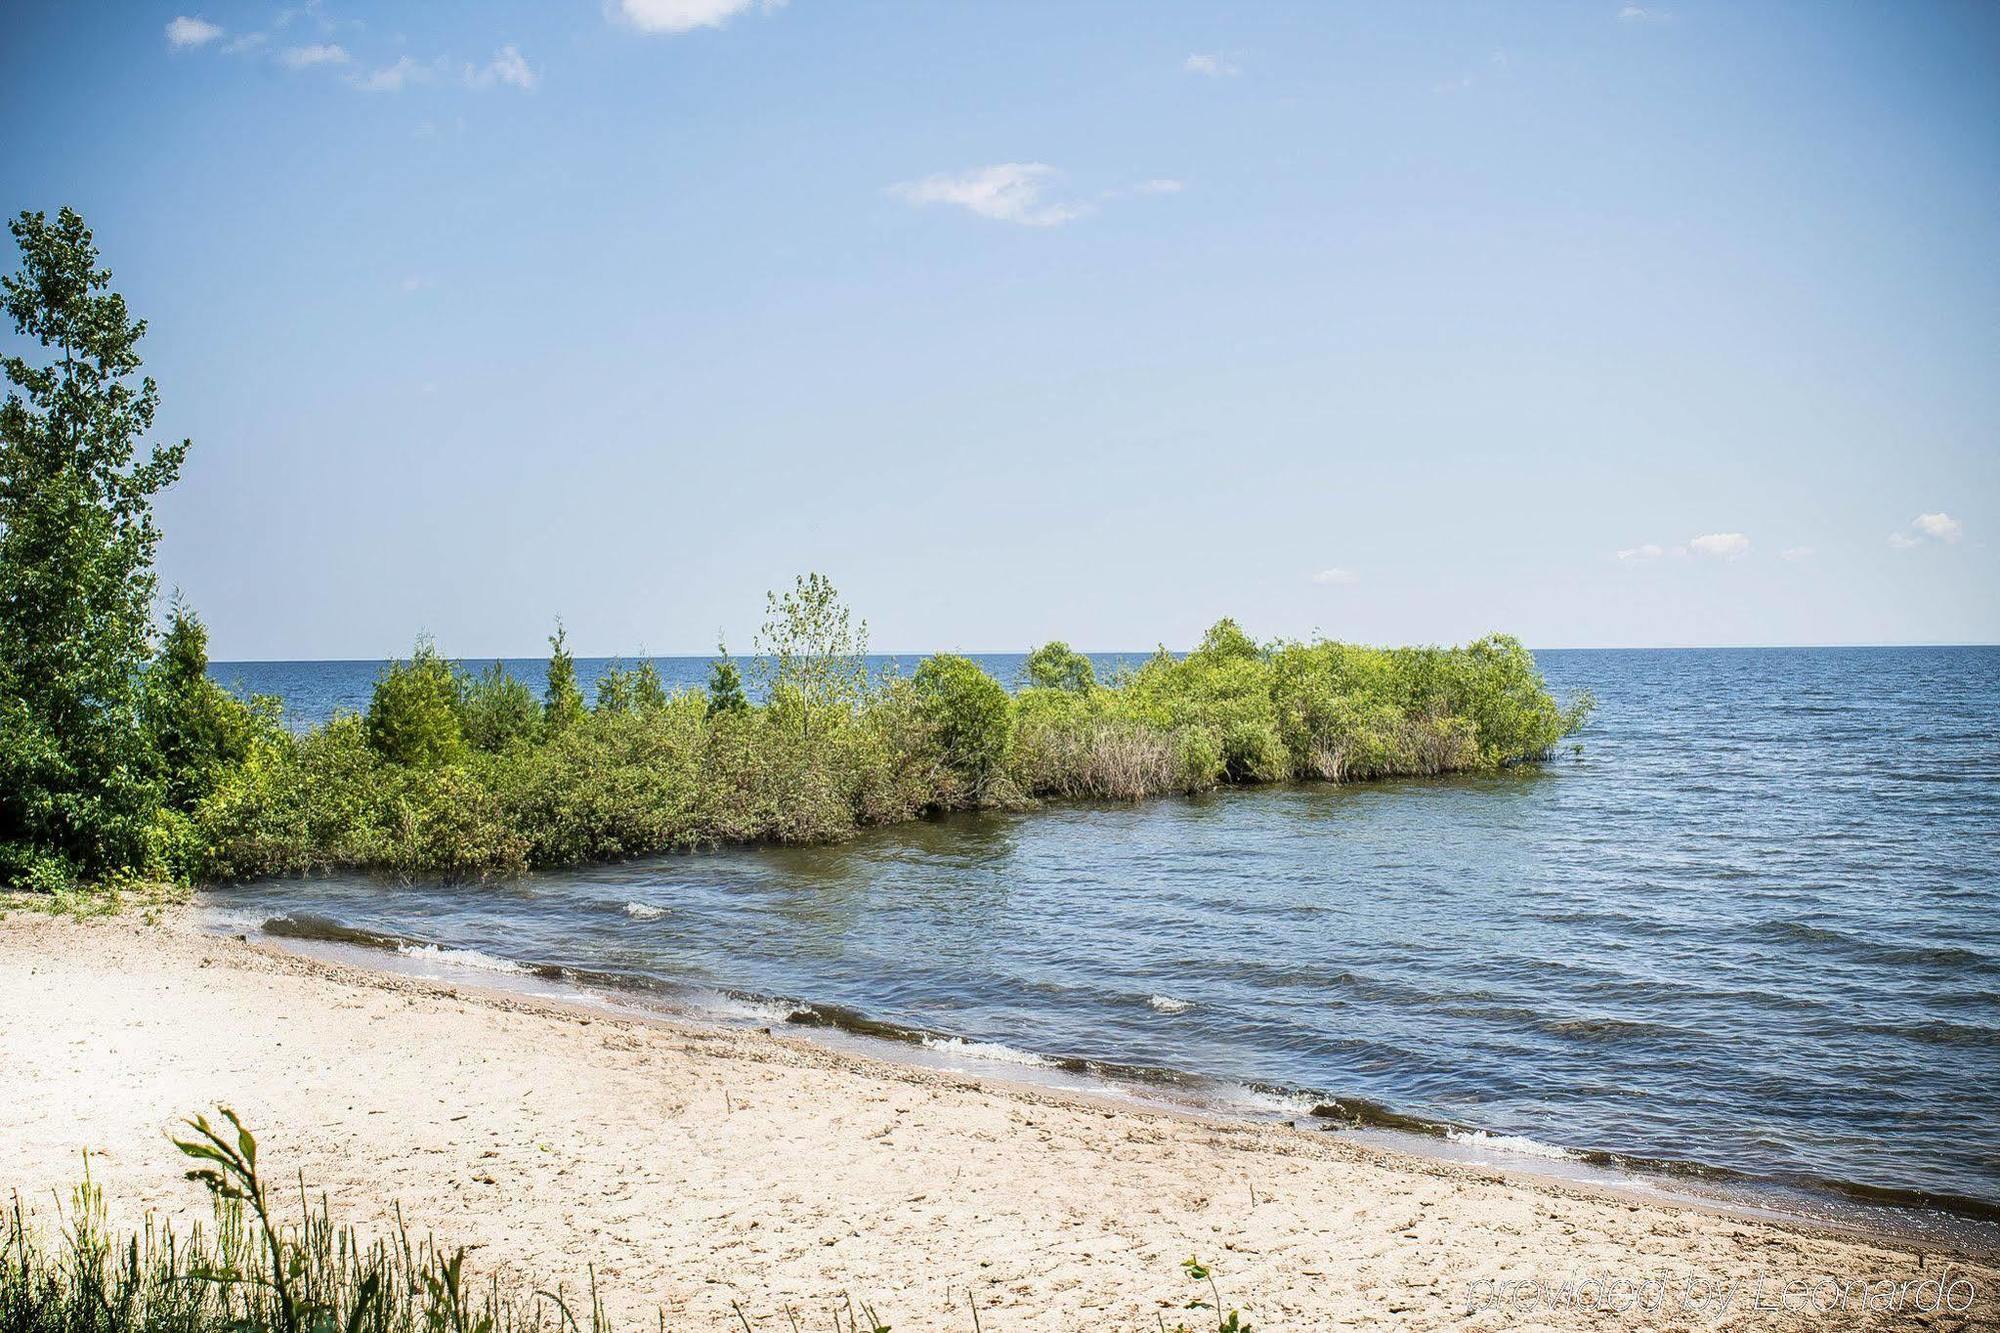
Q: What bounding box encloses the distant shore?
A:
[3,913,1991,1330]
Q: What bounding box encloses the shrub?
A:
[707,655,749,716]
[1024,640,1095,693]
[459,662,542,752]
[365,641,465,767]
[910,654,1012,805]
[142,601,273,812]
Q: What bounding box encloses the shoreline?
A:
[218,895,2000,1247]
[4,912,1994,1329]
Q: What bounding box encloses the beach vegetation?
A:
[458,662,541,753]
[1023,640,1094,693]
[365,640,465,768]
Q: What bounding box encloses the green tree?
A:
[1192,618,1260,663]
[753,573,869,743]
[0,208,189,888]
[631,658,668,711]
[141,598,266,810]
[707,638,748,717]
[365,640,464,767]
[1024,640,1095,693]
[543,621,584,732]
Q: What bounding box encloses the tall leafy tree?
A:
[0,208,188,887]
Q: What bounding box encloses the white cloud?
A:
[166,16,223,49]
[1615,543,1668,561]
[1183,53,1241,77]
[1617,4,1668,20]
[1134,178,1185,195]
[354,55,430,91]
[1780,546,1815,561]
[889,164,1090,227]
[617,0,781,35]
[466,44,536,90]
[281,42,349,67]
[1689,532,1750,559]
[1311,567,1359,586]
[1890,512,1964,549]
[1912,512,1963,543]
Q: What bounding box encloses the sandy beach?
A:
[1,912,1990,1330]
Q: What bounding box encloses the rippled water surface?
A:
[204,648,2000,1221]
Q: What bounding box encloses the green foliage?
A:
[0,208,188,887]
[542,622,584,734]
[754,573,869,744]
[910,654,1013,804]
[458,663,541,753]
[141,600,273,812]
[707,642,748,717]
[1023,640,1095,693]
[364,641,465,768]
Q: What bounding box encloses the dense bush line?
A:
[173,580,1590,884]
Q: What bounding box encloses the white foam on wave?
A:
[1446,1129,1578,1161]
[1148,994,1193,1014]
[693,990,799,1028]
[623,902,668,921]
[919,1035,1054,1068]
[394,943,529,975]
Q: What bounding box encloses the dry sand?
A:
[2,912,1992,1330]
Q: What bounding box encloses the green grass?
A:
[1,1111,1253,1333]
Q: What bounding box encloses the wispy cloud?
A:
[1780,546,1815,562]
[281,42,349,68]
[166,16,223,49]
[889,164,1090,227]
[1617,4,1670,21]
[1617,532,1750,561]
[222,31,268,55]
[1133,178,1185,195]
[466,44,536,91]
[1183,53,1242,77]
[1310,567,1359,586]
[1689,532,1750,559]
[1891,512,1963,549]
[616,0,783,35]
[353,55,428,90]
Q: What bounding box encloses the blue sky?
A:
[3,1,1995,657]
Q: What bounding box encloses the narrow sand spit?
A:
[2,915,1991,1330]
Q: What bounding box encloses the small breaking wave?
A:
[919,1035,1055,1068]
[1447,1129,1580,1162]
[1148,995,1192,1014]
[394,943,530,975]
[623,902,668,921]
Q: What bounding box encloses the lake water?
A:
[201,647,2000,1242]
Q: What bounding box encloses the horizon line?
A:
[207,641,2000,665]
